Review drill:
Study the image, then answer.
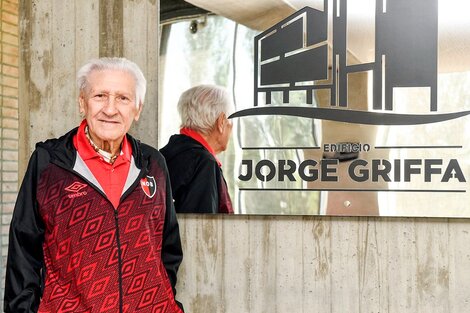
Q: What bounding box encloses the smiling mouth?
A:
[99,120,120,124]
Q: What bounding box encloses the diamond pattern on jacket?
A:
[100,292,119,311]
[152,302,169,313]
[58,297,80,313]
[44,181,63,206]
[125,215,144,233]
[137,285,160,309]
[36,162,182,312]
[127,271,149,294]
[57,196,74,215]
[67,250,84,273]
[118,199,135,217]
[122,257,138,278]
[106,243,128,268]
[49,282,71,300]
[56,238,71,260]
[88,276,110,298]
[80,214,105,240]
[69,201,91,227]
[145,247,158,263]
[135,231,150,248]
[93,229,115,253]
[77,263,97,286]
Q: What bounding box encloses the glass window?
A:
[159,15,320,214]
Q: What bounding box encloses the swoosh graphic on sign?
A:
[229,107,470,125]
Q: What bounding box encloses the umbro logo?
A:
[65,182,88,198]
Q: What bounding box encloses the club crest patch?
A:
[140,176,156,198]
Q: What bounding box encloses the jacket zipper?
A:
[113,208,124,313]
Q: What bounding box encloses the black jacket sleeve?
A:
[4,149,47,313]
[175,156,219,213]
[161,158,184,311]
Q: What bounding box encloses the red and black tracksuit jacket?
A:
[4,127,184,313]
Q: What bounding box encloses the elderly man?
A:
[160,85,234,214]
[4,58,184,312]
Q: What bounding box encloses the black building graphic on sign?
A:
[254,0,438,112]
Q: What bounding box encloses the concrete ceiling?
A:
[185,0,470,72]
[185,0,296,31]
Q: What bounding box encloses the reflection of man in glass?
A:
[4,58,184,312]
[161,85,234,214]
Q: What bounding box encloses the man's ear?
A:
[134,102,143,122]
[78,95,85,114]
[216,113,226,133]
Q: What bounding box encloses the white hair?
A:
[178,85,234,134]
[76,57,146,108]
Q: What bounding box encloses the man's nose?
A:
[103,96,119,115]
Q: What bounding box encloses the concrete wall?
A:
[13,1,470,313]
[177,215,470,313]
[19,0,159,174]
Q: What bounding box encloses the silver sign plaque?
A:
[230,0,470,217]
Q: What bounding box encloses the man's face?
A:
[79,69,142,147]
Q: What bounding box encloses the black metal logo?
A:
[230,0,470,124]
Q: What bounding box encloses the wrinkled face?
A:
[79,69,142,147]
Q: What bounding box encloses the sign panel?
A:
[230,0,470,217]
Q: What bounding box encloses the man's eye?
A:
[117,96,133,104]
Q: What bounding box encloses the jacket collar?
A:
[180,128,221,167]
[36,126,144,170]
